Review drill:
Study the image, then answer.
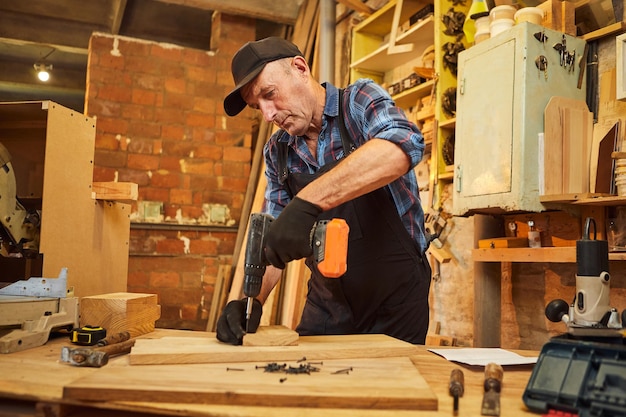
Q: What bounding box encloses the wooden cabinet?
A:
[452,22,587,216]
[0,101,131,297]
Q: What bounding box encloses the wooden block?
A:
[80,292,161,338]
[538,0,575,36]
[242,325,299,346]
[478,237,529,249]
[91,182,138,201]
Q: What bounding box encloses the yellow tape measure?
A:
[71,325,106,346]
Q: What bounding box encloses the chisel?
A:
[448,368,464,415]
[481,362,503,416]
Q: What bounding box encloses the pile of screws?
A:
[225,356,354,383]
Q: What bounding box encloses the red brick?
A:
[180,159,213,175]
[141,187,170,202]
[170,189,192,205]
[164,93,194,111]
[162,140,195,157]
[191,127,215,143]
[120,39,152,56]
[179,304,199,321]
[181,271,202,289]
[155,108,186,124]
[93,166,117,182]
[127,153,160,170]
[182,49,216,67]
[150,271,180,288]
[222,161,246,177]
[151,171,181,188]
[95,133,120,151]
[97,116,129,135]
[94,149,127,168]
[160,155,183,171]
[187,66,216,83]
[223,146,250,162]
[120,103,155,121]
[98,85,132,103]
[151,44,184,61]
[164,78,186,94]
[156,238,186,255]
[128,121,161,139]
[194,144,222,160]
[186,112,214,128]
[161,125,186,141]
[127,138,155,154]
[222,177,247,192]
[190,239,218,254]
[87,100,121,118]
[127,270,150,286]
[132,89,158,106]
[98,53,125,70]
[134,74,163,90]
[118,169,151,186]
[181,205,203,220]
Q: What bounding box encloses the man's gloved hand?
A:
[265,196,322,268]
[216,298,262,345]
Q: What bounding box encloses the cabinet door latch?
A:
[455,165,462,192]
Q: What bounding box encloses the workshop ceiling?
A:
[0,0,303,111]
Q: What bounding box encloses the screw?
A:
[226,367,244,371]
[279,377,287,383]
[332,367,353,374]
[296,356,307,363]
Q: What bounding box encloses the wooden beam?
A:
[336,0,374,16]
[109,0,128,35]
[152,0,303,24]
[91,182,138,202]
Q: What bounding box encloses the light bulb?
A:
[37,69,50,82]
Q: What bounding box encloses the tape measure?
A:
[70,325,106,346]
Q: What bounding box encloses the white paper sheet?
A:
[428,348,538,366]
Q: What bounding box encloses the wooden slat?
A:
[337,0,375,15]
[91,182,138,201]
[129,333,419,365]
[206,264,231,332]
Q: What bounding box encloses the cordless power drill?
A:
[242,212,349,332]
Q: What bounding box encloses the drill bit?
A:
[448,368,464,415]
[245,296,254,332]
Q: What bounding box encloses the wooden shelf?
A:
[438,117,455,129]
[350,15,435,74]
[393,79,435,108]
[473,246,626,262]
[540,194,626,206]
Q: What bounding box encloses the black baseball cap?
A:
[223,37,304,116]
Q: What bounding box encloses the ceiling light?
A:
[34,63,53,82]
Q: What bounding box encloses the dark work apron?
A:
[277,90,432,344]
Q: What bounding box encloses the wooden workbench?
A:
[0,329,539,417]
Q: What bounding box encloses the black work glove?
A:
[265,196,323,268]
[216,298,262,345]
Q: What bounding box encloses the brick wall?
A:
[85,13,257,330]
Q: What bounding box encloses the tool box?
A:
[523,336,626,416]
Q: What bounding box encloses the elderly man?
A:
[217,37,431,345]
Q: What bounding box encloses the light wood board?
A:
[543,96,592,196]
[63,356,437,410]
[243,325,299,346]
[129,333,418,365]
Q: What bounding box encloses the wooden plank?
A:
[63,356,437,410]
[337,0,375,15]
[129,333,419,365]
[543,97,564,195]
[206,264,231,332]
[242,325,299,346]
[91,181,138,201]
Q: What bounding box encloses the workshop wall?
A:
[85,13,257,330]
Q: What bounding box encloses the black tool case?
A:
[523,336,626,416]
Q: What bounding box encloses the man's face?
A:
[241,58,312,137]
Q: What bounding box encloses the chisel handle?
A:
[484,362,503,391]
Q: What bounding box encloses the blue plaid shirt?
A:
[262,79,427,253]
